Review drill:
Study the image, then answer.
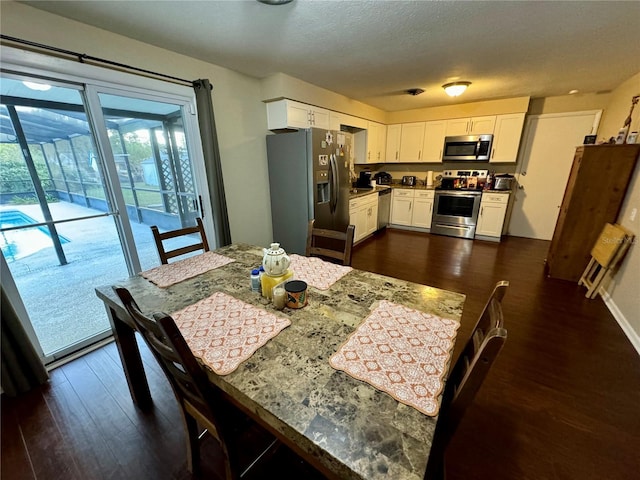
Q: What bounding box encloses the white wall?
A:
[597,72,640,352]
[1,1,274,247]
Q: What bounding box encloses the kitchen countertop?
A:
[349,185,512,200]
[349,184,440,199]
[349,185,391,199]
[390,184,435,191]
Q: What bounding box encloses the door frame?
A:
[1,45,215,241]
[510,110,602,239]
[1,46,213,364]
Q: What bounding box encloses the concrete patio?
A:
[2,201,179,357]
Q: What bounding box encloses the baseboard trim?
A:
[600,290,640,356]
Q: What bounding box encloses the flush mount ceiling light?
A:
[257,0,294,4]
[22,81,52,91]
[442,81,471,97]
[406,88,425,96]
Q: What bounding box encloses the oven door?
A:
[431,190,482,239]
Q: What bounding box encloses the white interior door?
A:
[508,111,601,240]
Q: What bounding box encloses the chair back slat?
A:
[426,281,509,479]
[151,217,210,264]
[113,287,230,439]
[305,220,355,266]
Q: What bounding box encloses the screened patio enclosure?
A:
[0,90,201,264]
[1,75,207,361]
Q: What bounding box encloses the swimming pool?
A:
[0,209,70,261]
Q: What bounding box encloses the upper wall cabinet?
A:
[385,121,445,164]
[329,111,368,131]
[445,115,496,136]
[399,122,426,162]
[354,121,386,164]
[266,99,330,130]
[385,124,401,163]
[489,113,526,163]
[367,121,386,163]
[422,120,447,163]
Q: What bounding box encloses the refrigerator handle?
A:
[329,154,338,213]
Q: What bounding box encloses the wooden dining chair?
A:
[113,286,288,479]
[425,280,509,480]
[151,217,210,264]
[305,219,355,266]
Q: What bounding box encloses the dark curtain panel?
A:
[1,286,49,396]
[193,79,232,247]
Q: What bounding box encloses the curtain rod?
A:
[1,34,194,87]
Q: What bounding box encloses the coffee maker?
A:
[356,171,372,188]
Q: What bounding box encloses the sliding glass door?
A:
[0,71,209,363]
[92,90,203,271]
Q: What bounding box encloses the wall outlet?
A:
[630,208,637,222]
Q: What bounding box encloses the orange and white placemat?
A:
[141,251,235,288]
[173,292,290,375]
[289,254,353,290]
[329,300,460,416]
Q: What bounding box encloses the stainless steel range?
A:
[431,169,488,239]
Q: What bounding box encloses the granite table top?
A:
[95,244,465,480]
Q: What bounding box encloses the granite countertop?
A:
[349,185,391,199]
[96,244,465,480]
[349,184,438,199]
[390,184,436,191]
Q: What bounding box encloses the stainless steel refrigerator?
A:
[266,128,352,255]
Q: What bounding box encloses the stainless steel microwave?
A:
[442,134,493,161]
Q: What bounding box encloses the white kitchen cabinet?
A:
[445,115,496,136]
[390,188,434,229]
[390,189,414,226]
[385,124,401,163]
[475,192,510,240]
[411,190,435,228]
[399,122,426,162]
[365,200,379,236]
[354,121,386,164]
[329,111,368,131]
[350,193,379,243]
[329,111,345,131]
[489,113,526,163]
[422,120,447,163]
[368,121,386,163]
[266,99,330,130]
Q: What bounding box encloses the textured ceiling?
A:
[20,0,640,112]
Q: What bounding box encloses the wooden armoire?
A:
[546,144,640,282]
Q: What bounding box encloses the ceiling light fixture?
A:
[406,88,425,96]
[257,0,294,5]
[442,81,471,97]
[22,81,52,91]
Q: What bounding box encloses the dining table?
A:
[95,243,466,480]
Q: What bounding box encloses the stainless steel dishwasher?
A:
[377,188,392,230]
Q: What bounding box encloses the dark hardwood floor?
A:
[2,229,639,479]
